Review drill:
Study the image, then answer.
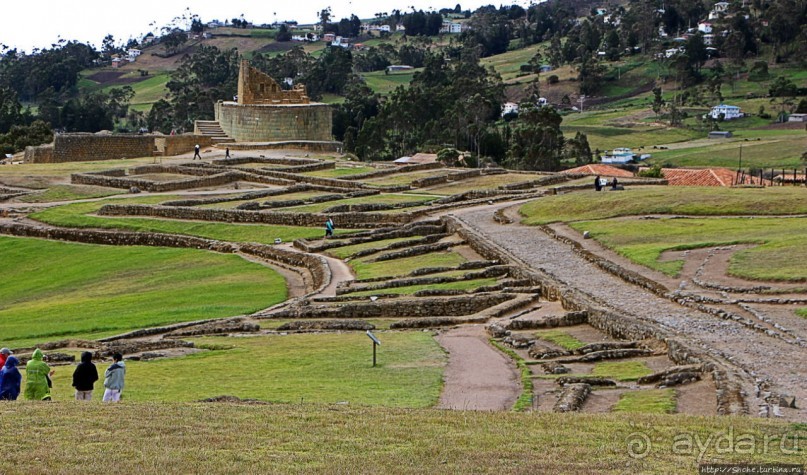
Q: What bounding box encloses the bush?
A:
[638,164,664,178]
[547,75,559,84]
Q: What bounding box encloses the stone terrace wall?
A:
[72,170,239,192]
[23,144,54,163]
[98,204,414,228]
[155,135,214,156]
[270,293,516,319]
[225,141,342,152]
[51,134,154,162]
[239,243,329,290]
[211,157,322,167]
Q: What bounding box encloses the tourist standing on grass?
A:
[611,177,619,190]
[193,144,202,160]
[24,349,53,401]
[103,353,125,402]
[594,176,602,191]
[0,348,11,368]
[324,217,335,238]
[0,356,21,400]
[72,351,99,401]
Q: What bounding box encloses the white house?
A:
[331,36,350,48]
[601,148,634,164]
[698,22,713,34]
[713,2,730,13]
[440,22,462,33]
[501,102,519,117]
[703,34,715,45]
[709,104,742,120]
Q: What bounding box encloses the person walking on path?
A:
[324,217,335,238]
[594,175,602,191]
[103,353,126,402]
[193,144,202,160]
[225,147,230,159]
[0,348,11,368]
[0,356,22,400]
[72,351,99,401]
[24,349,53,401]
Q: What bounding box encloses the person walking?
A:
[594,175,602,191]
[324,217,335,238]
[72,351,99,401]
[103,353,126,402]
[0,348,11,368]
[24,349,53,401]
[225,147,231,159]
[193,144,202,160]
[0,356,22,400]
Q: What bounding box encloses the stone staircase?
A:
[194,120,235,144]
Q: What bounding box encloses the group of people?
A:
[594,175,620,191]
[0,348,126,402]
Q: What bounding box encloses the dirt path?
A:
[435,325,521,411]
[316,253,355,297]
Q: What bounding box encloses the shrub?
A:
[547,74,559,84]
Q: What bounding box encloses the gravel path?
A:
[450,205,807,421]
[435,325,521,411]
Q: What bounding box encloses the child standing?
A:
[103,353,126,402]
[72,351,99,401]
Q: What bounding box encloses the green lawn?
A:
[534,329,585,351]
[362,70,417,95]
[1,406,800,474]
[326,236,420,259]
[346,278,499,297]
[17,185,121,203]
[569,216,807,280]
[281,193,436,213]
[646,135,806,169]
[591,361,654,382]
[520,187,807,225]
[30,197,329,244]
[47,332,444,406]
[300,166,376,178]
[613,389,677,414]
[349,251,468,280]
[0,237,286,347]
[561,124,703,151]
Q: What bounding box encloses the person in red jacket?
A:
[0,348,11,369]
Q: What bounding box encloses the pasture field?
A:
[0,237,286,347]
[361,70,416,95]
[17,184,121,203]
[348,251,468,280]
[0,405,800,474]
[45,332,445,406]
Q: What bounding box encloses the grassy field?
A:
[613,389,677,414]
[346,277,499,297]
[419,173,541,195]
[570,215,807,280]
[646,134,806,169]
[45,332,445,406]
[349,251,468,280]
[362,70,417,95]
[281,193,437,213]
[17,184,121,203]
[534,329,585,351]
[592,361,654,382]
[0,157,162,188]
[325,236,419,259]
[0,237,286,347]
[520,186,807,225]
[31,197,331,244]
[0,405,800,473]
[300,166,376,178]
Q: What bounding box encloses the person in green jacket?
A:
[24,349,54,401]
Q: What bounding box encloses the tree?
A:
[190,17,205,34]
[161,29,188,55]
[505,105,565,171]
[651,87,664,118]
[578,56,606,95]
[769,76,798,121]
[566,131,592,166]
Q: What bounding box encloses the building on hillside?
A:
[787,113,807,122]
[393,153,438,165]
[713,2,730,13]
[331,36,350,48]
[439,22,463,33]
[709,104,742,120]
[387,65,413,72]
[323,33,336,42]
[698,22,713,33]
[111,57,124,68]
[708,131,733,139]
[561,164,635,178]
[703,34,715,45]
[600,148,635,164]
[501,102,519,117]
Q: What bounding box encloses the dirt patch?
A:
[675,379,718,416]
[580,388,625,413]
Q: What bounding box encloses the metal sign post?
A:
[366,330,381,367]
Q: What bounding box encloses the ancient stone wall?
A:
[154,135,214,156]
[23,144,54,163]
[98,204,413,228]
[215,102,333,143]
[239,243,329,290]
[237,60,309,105]
[51,134,154,162]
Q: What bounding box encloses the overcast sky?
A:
[0,0,531,52]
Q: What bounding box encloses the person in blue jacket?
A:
[0,356,22,400]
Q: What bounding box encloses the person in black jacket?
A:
[72,351,99,401]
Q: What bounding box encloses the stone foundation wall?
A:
[23,144,54,163]
[239,243,329,291]
[224,141,342,152]
[155,135,214,156]
[215,102,333,142]
[98,204,413,228]
[51,134,154,162]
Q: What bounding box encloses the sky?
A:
[0,0,531,52]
